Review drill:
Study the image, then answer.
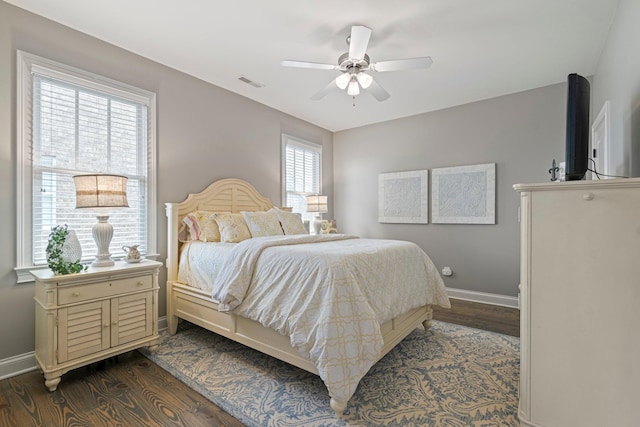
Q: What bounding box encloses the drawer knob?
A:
[103,324,109,328]
[583,192,594,201]
[72,292,80,297]
[112,321,118,325]
[136,281,144,286]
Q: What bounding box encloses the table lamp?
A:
[73,174,129,267]
[306,195,328,235]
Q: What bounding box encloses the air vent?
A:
[238,76,264,88]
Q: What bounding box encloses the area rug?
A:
[140,321,519,426]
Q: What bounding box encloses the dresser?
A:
[514,179,640,427]
[32,260,162,391]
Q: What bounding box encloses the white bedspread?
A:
[177,241,236,292]
[212,234,450,405]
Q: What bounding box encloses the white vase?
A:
[61,230,82,263]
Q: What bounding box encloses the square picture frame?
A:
[378,170,429,224]
[431,163,495,224]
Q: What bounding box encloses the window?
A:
[281,134,322,223]
[16,51,157,282]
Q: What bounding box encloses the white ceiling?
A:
[6,0,619,132]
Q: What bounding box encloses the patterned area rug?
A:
[140,321,519,427]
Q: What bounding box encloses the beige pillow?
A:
[214,212,252,243]
[242,210,284,237]
[271,208,308,235]
[183,211,221,242]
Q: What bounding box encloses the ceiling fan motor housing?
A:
[338,52,370,72]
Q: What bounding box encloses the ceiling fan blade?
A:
[371,56,433,72]
[348,25,372,60]
[368,79,391,102]
[311,79,338,101]
[281,60,339,71]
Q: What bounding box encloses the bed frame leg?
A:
[330,398,347,417]
[168,315,178,335]
[422,306,433,330]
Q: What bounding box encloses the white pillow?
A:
[271,208,308,235]
[242,210,284,237]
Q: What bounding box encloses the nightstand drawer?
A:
[58,275,153,305]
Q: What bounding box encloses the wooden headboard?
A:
[165,178,275,282]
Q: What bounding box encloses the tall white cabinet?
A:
[514,179,640,427]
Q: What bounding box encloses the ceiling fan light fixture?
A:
[347,79,360,96]
[283,25,427,102]
[335,73,350,90]
[356,72,373,89]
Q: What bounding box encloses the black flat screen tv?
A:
[565,73,590,180]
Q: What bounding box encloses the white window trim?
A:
[281,133,323,208]
[15,51,158,283]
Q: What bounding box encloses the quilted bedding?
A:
[210,234,450,405]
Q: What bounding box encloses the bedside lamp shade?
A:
[306,195,328,214]
[74,174,129,209]
[73,174,129,267]
[306,195,328,235]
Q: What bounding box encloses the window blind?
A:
[31,74,148,265]
[282,136,321,221]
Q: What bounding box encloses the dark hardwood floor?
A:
[0,299,519,427]
[0,352,243,427]
[432,297,520,337]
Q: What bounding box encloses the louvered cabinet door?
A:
[58,300,110,363]
[111,292,153,347]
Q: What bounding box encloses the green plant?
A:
[46,225,86,275]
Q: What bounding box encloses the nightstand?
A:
[31,260,162,392]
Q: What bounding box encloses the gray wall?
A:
[592,0,640,178]
[332,0,640,299]
[0,1,333,360]
[334,83,567,297]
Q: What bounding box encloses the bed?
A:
[165,178,450,416]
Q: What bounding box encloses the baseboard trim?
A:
[0,352,37,380]
[158,315,168,332]
[446,287,519,309]
[0,316,169,380]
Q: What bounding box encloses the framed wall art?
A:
[431,163,495,224]
[378,170,429,224]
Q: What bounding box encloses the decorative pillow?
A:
[271,207,308,235]
[214,212,252,243]
[242,210,284,237]
[181,214,201,241]
[182,211,221,242]
[178,223,192,242]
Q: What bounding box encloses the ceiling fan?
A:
[281,25,433,102]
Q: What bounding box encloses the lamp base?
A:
[92,257,115,268]
[311,217,322,235]
[92,214,114,267]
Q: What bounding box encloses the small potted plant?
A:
[46,225,86,275]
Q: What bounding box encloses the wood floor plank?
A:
[1,352,246,427]
[432,298,520,337]
[1,299,518,426]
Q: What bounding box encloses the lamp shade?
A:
[73,174,129,208]
[335,72,350,90]
[347,79,360,96]
[356,72,373,89]
[306,195,328,213]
